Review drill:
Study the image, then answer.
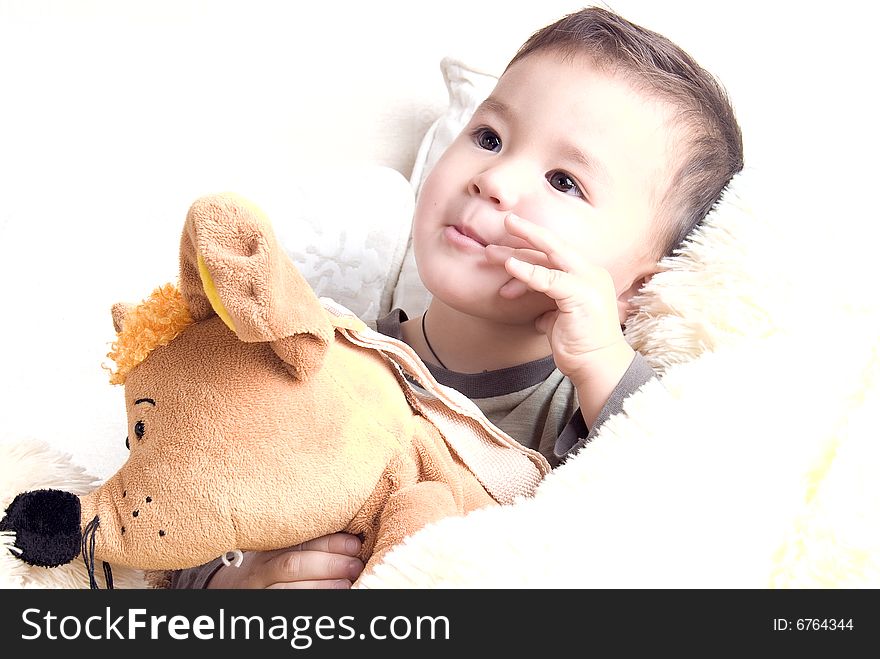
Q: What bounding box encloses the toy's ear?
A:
[179,193,334,380]
[111,302,136,333]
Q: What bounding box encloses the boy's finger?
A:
[485,244,551,269]
[503,213,576,272]
[534,309,559,336]
[273,547,364,584]
[505,257,578,305]
[296,532,362,556]
[499,278,530,299]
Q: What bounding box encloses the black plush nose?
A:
[0,489,82,567]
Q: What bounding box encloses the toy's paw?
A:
[0,489,82,567]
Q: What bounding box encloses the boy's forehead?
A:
[489,51,678,163]
[496,49,640,104]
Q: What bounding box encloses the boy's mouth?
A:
[447,224,488,248]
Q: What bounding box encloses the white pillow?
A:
[271,165,414,322]
[408,58,501,198]
[392,58,499,318]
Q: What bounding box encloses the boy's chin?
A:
[432,286,556,325]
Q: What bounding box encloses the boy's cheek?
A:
[411,192,441,233]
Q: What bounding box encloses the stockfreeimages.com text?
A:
[21,607,450,649]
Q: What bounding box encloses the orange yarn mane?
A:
[106,283,194,385]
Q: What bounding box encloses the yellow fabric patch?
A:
[197,252,236,333]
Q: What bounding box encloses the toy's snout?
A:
[0,489,82,567]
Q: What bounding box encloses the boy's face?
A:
[412,50,676,325]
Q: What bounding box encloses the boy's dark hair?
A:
[508,6,744,257]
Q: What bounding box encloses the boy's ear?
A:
[616,271,655,324]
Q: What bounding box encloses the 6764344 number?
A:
[772,618,854,631]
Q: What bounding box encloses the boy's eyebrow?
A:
[475,96,510,120]
[561,143,610,185]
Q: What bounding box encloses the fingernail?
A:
[345,536,361,553]
[348,558,365,579]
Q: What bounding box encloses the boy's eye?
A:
[473,128,502,152]
[546,170,583,198]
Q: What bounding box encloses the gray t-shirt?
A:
[169,308,656,588]
[375,309,656,468]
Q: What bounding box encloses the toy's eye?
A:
[125,436,130,450]
[134,420,145,439]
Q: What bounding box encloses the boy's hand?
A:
[206,532,364,589]
[485,213,636,426]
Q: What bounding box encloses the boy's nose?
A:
[468,164,525,210]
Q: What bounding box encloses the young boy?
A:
[172,5,743,589]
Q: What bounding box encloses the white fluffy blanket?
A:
[3,171,878,588]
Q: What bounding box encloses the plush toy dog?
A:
[0,193,549,588]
